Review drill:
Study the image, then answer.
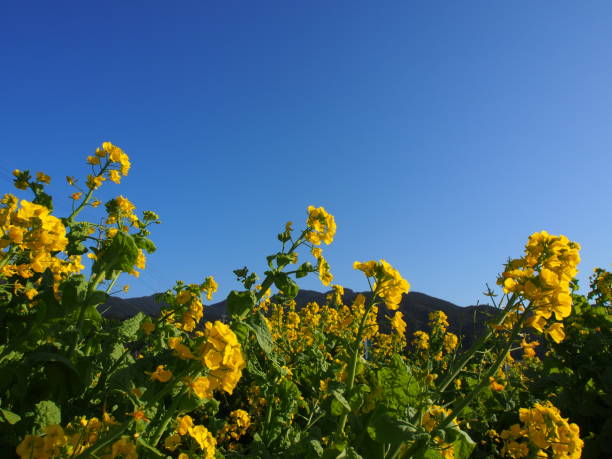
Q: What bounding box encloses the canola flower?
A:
[497,231,581,343]
[353,259,410,310]
[305,205,336,245]
[500,401,583,458]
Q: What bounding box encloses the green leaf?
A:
[367,406,417,444]
[93,231,139,278]
[87,290,109,307]
[27,351,81,381]
[133,236,156,254]
[247,312,274,356]
[331,388,351,412]
[61,276,88,310]
[227,290,256,317]
[296,262,314,278]
[116,312,145,340]
[0,408,21,425]
[451,429,476,459]
[376,354,420,413]
[274,273,299,299]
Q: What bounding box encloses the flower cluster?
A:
[217,409,251,444]
[16,416,130,459]
[199,321,246,395]
[497,231,581,343]
[162,277,218,332]
[0,195,83,294]
[500,401,583,458]
[305,205,336,245]
[85,141,131,187]
[165,415,216,459]
[311,246,333,286]
[353,259,410,310]
[588,267,612,306]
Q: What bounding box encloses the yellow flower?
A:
[36,172,51,184]
[354,259,410,310]
[489,377,505,391]
[16,435,46,459]
[91,199,101,207]
[177,415,194,435]
[87,155,100,165]
[109,169,121,184]
[201,276,218,301]
[305,205,336,245]
[86,174,105,189]
[109,437,138,459]
[186,376,215,399]
[71,192,83,200]
[147,365,172,382]
[115,195,135,214]
[168,337,196,360]
[413,331,429,350]
[24,288,38,300]
[130,409,150,423]
[390,311,407,336]
[545,322,565,343]
[188,425,216,458]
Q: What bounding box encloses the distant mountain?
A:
[101,289,497,345]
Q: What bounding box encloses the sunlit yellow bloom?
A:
[71,192,83,200]
[109,169,121,184]
[86,174,105,189]
[201,276,218,301]
[545,322,565,343]
[305,205,336,245]
[354,259,410,310]
[390,311,407,336]
[24,287,38,300]
[188,425,216,458]
[489,377,505,391]
[177,415,194,435]
[168,337,195,360]
[87,155,100,165]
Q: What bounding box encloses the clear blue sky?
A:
[1,1,611,306]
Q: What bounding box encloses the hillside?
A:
[101,289,496,345]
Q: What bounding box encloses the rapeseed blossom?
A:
[305,205,336,245]
[498,231,581,343]
[353,259,410,310]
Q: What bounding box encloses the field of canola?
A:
[1,142,610,458]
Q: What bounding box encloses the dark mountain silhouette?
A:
[101,289,497,345]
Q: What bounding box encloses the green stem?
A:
[438,311,528,431]
[436,293,518,393]
[66,161,111,223]
[68,271,105,358]
[105,271,120,293]
[336,293,377,436]
[149,389,187,447]
[236,231,307,322]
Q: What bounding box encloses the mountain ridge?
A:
[101,289,496,345]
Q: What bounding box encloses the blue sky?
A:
[1,1,611,306]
